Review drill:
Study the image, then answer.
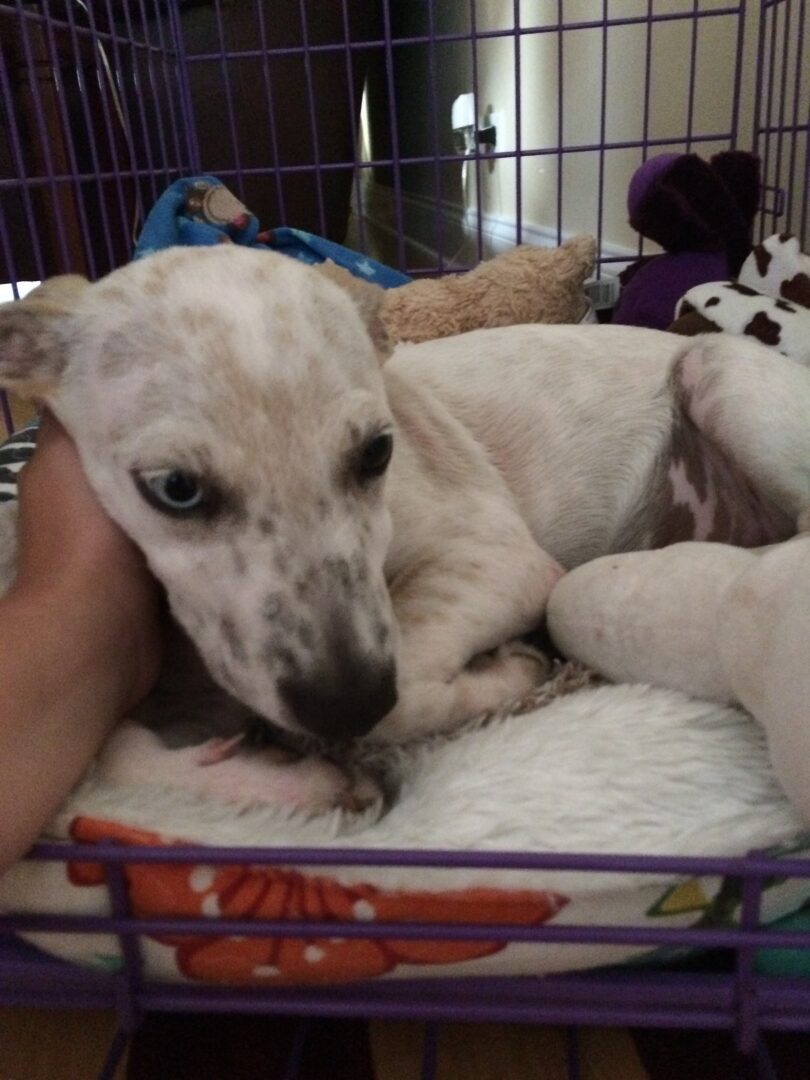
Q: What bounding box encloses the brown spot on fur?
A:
[704,296,721,307]
[781,273,810,309]
[652,481,699,548]
[753,243,772,277]
[265,643,299,674]
[652,477,697,545]
[669,409,709,502]
[744,310,782,346]
[729,282,758,297]
[775,299,796,313]
[142,272,168,297]
[262,593,283,620]
[98,285,128,304]
[326,556,353,590]
[221,617,247,663]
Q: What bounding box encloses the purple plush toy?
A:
[612,150,761,331]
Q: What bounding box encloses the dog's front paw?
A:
[96,723,383,818]
[368,639,553,744]
[468,639,550,677]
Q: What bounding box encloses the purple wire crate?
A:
[1,3,810,1078]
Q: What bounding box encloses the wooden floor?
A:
[0,1009,127,1080]
[0,1008,652,1080]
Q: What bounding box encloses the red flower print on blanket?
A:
[68,816,569,985]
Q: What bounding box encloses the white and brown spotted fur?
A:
[0,246,808,808]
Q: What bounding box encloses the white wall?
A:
[371,0,807,265]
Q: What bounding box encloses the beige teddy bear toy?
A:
[318,234,596,346]
[381,234,597,343]
[547,536,810,822]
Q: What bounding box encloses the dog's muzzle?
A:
[278,658,398,740]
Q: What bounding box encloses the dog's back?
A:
[388,323,678,566]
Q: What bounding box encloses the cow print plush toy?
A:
[670,232,810,366]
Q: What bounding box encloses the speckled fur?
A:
[1,248,809,779]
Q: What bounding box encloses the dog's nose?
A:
[279,661,398,740]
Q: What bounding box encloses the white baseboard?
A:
[357,179,634,275]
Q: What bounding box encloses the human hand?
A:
[12,410,162,712]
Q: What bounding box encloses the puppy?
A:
[0,247,806,777]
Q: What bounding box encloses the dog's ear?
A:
[0,274,89,399]
[314,260,392,361]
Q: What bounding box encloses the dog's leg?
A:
[675,337,810,527]
[374,531,563,742]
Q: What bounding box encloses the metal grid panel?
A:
[0,4,809,1076]
[3,842,810,1079]
[0,1,192,289]
[754,0,810,245]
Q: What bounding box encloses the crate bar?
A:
[39,0,99,277]
[685,0,700,153]
[12,0,72,270]
[167,0,200,175]
[339,0,367,255]
[178,8,745,62]
[596,1,608,272]
[770,0,793,234]
[426,0,444,271]
[469,0,484,265]
[252,0,286,223]
[79,0,133,258]
[1,127,743,193]
[119,0,161,208]
[61,0,116,268]
[513,0,522,245]
[0,3,176,55]
[566,1027,582,1080]
[106,860,144,1035]
[1,974,799,1031]
[380,0,406,271]
[734,871,765,1055]
[96,1028,130,1080]
[100,0,148,248]
[134,0,172,185]
[27,840,810,877]
[762,0,781,235]
[0,40,46,281]
[421,1022,439,1080]
[638,0,654,259]
[729,0,749,149]
[298,0,327,238]
[556,0,564,246]
[796,0,810,241]
[149,0,186,184]
[210,0,243,200]
[281,1018,309,1080]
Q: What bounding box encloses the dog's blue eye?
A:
[137,469,205,514]
[356,432,393,482]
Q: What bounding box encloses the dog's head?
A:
[0,246,401,739]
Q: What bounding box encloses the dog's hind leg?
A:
[372,530,564,742]
[674,336,810,531]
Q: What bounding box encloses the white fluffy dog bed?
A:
[3,673,808,986]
